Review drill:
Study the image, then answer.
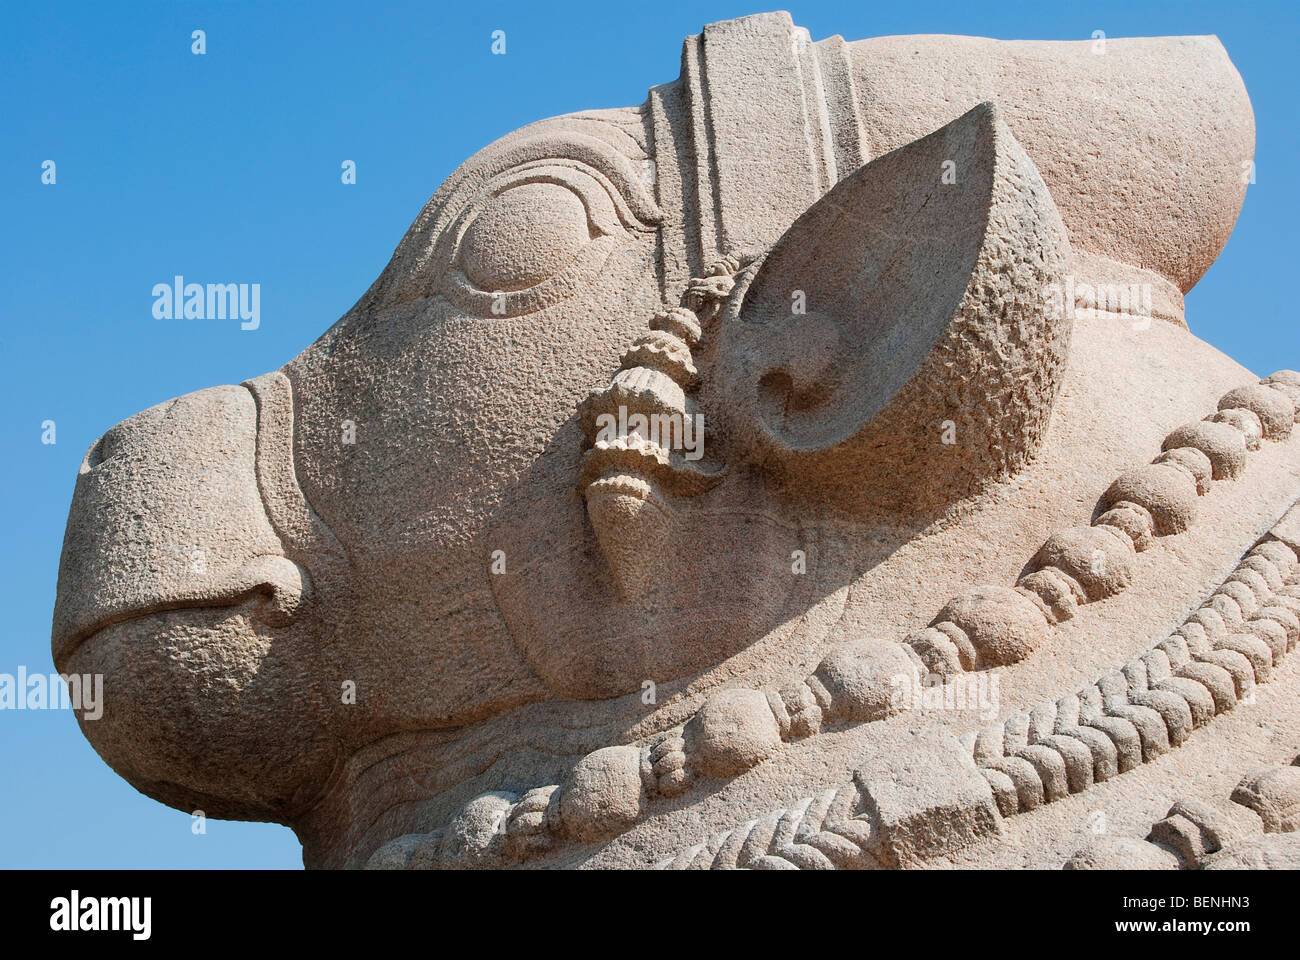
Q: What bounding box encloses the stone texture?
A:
[853,730,1001,868]
[48,12,1300,871]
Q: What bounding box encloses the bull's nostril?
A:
[80,397,182,472]
[241,555,312,628]
[82,434,107,472]
[82,427,123,473]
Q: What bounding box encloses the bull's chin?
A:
[65,603,333,822]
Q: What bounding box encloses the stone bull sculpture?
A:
[54,13,1300,869]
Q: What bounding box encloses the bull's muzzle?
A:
[52,382,308,668]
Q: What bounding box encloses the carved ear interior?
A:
[718,101,1073,514]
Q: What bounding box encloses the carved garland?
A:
[1064,752,1300,869]
[658,522,1300,870]
[970,527,1299,819]
[366,364,1300,869]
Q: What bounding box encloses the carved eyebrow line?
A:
[478,132,663,227]
[464,160,655,237]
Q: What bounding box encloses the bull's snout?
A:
[50,380,338,822]
[52,383,306,668]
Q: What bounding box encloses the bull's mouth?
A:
[54,370,346,672]
[53,554,310,670]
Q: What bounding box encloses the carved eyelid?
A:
[433,165,624,314]
[446,162,634,262]
[496,135,661,229]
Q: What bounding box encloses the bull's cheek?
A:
[490,478,826,700]
[285,239,660,556]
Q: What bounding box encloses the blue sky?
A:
[2,0,1296,868]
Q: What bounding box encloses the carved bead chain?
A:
[368,351,1300,868]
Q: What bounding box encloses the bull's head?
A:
[53,13,1253,865]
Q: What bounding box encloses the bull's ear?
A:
[715,102,1073,516]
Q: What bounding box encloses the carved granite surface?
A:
[53,12,1300,869]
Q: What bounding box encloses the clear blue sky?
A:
[2,0,1296,868]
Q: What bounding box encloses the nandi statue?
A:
[54,12,1300,869]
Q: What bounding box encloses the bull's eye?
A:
[434,154,657,318]
[459,181,595,292]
